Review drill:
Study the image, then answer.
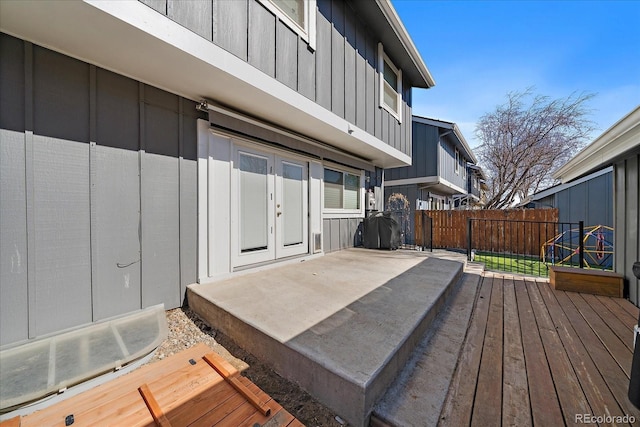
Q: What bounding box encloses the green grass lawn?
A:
[474,252,549,277]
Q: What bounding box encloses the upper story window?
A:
[378,43,402,122]
[455,149,460,174]
[260,0,317,50]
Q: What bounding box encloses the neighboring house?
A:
[552,106,640,306]
[455,162,488,209]
[0,0,434,348]
[526,167,613,227]
[384,116,478,243]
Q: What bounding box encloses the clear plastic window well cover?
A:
[0,304,168,413]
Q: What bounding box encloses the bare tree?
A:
[476,88,596,209]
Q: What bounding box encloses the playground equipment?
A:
[541,225,614,269]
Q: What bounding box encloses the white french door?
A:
[232,144,308,267]
[275,158,308,258]
[233,149,275,265]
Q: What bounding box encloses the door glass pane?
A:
[324,169,343,209]
[282,163,303,246]
[344,173,360,209]
[239,154,268,253]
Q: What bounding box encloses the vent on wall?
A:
[313,233,322,253]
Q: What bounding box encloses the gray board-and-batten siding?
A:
[533,170,613,227]
[386,120,470,192]
[0,33,206,346]
[323,218,363,253]
[138,0,413,158]
[0,32,369,347]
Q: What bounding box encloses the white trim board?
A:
[553,106,640,183]
[385,176,467,195]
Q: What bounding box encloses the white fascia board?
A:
[385,176,439,187]
[375,0,435,88]
[0,0,410,168]
[385,176,467,195]
[435,177,467,195]
[452,124,477,164]
[553,105,640,183]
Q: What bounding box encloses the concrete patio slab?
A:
[187,248,464,427]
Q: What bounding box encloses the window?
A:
[272,0,304,27]
[378,43,402,122]
[455,149,460,174]
[324,168,361,210]
[260,0,317,50]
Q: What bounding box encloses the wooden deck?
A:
[440,273,640,427]
[2,343,301,427]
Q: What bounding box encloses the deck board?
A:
[555,291,640,420]
[537,280,629,426]
[441,273,640,427]
[582,293,635,351]
[501,277,531,427]
[471,275,503,427]
[599,296,637,327]
[438,275,492,426]
[567,292,632,376]
[526,278,592,423]
[614,296,640,318]
[513,278,565,427]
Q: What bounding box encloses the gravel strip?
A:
[148,307,347,427]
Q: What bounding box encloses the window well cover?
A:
[0,305,167,413]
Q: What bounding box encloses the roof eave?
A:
[413,116,477,162]
[375,0,435,88]
[553,105,640,183]
[452,124,477,164]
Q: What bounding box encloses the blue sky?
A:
[393,0,640,148]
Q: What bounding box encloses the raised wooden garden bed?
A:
[549,266,624,297]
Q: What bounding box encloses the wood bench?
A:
[549,266,624,297]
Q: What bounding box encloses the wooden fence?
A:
[415,209,560,255]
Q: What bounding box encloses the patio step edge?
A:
[372,270,482,427]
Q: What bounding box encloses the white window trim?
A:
[378,42,402,123]
[322,165,365,218]
[455,149,460,174]
[259,0,317,51]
